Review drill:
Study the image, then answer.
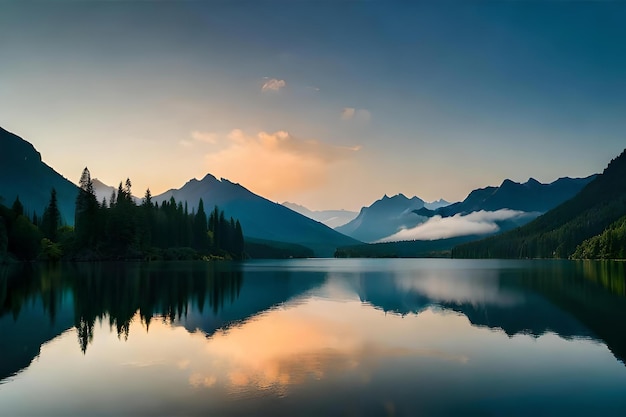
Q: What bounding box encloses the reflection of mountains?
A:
[356,262,626,363]
[181,268,326,337]
[0,262,325,383]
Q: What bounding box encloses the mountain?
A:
[423,198,450,210]
[92,178,139,205]
[335,177,591,245]
[453,149,626,259]
[0,127,78,225]
[424,176,595,218]
[282,202,357,228]
[335,194,427,243]
[152,174,360,256]
[92,178,117,205]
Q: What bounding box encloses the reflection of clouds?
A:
[121,359,165,368]
[177,359,190,370]
[392,269,524,307]
[182,305,467,395]
[189,373,216,388]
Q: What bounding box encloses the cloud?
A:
[204,129,360,199]
[392,271,524,307]
[180,131,219,148]
[191,131,217,144]
[378,209,529,242]
[341,107,356,120]
[341,107,370,121]
[262,78,286,92]
[356,109,371,121]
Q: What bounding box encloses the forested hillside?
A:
[1,168,244,262]
[571,215,626,259]
[453,149,626,259]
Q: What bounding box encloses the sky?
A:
[1,1,625,211]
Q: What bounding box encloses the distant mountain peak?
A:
[200,173,218,183]
[336,192,427,242]
[151,175,359,256]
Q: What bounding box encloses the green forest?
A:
[571,215,626,259]
[0,168,244,262]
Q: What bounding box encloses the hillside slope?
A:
[0,127,78,224]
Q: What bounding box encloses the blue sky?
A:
[1,1,625,210]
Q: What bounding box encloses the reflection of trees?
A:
[579,260,626,296]
[357,261,626,364]
[0,262,243,354]
[517,261,626,364]
[0,263,67,323]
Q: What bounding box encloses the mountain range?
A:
[418,176,596,218]
[151,175,359,256]
[336,194,428,243]
[0,127,359,257]
[281,202,358,228]
[453,149,626,259]
[1,125,612,258]
[335,177,593,244]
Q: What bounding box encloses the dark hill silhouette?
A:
[0,127,78,224]
[427,176,595,218]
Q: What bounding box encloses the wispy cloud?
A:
[204,129,360,199]
[378,209,529,242]
[180,131,219,148]
[262,78,286,92]
[341,107,356,120]
[341,107,370,121]
[191,131,218,144]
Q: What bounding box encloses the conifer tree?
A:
[41,188,61,241]
[235,220,244,258]
[75,167,99,247]
[12,196,23,217]
[193,199,209,252]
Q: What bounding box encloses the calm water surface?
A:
[1,259,626,416]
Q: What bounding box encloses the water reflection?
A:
[1,259,626,416]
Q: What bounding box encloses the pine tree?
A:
[75,167,99,247]
[193,199,208,252]
[12,196,24,217]
[41,188,61,241]
[235,220,244,259]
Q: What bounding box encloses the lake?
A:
[1,259,626,416]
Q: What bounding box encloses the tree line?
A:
[571,214,626,259]
[0,167,244,261]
